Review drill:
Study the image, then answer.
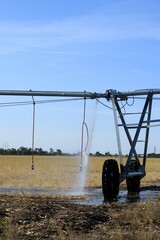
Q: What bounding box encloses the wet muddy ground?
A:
[0,186,160,239]
[0,185,160,204]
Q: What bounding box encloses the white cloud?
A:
[0,8,160,54]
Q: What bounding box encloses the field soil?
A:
[0,192,160,240]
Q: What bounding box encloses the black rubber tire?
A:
[102,159,119,200]
[126,160,140,193]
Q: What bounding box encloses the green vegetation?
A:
[0,146,113,156]
[1,146,160,158]
[0,146,64,156]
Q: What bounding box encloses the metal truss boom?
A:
[0,90,106,99]
[0,88,160,99]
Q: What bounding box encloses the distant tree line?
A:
[0,147,64,156]
[0,146,159,157]
[0,147,114,156]
[147,153,160,158]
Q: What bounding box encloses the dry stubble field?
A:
[0,155,159,189]
[0,156,159,240]
[0,155,103,189]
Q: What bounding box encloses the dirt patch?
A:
[0,193,160,239]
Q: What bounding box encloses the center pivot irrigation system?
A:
[0,88,160,200]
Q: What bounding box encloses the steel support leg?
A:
[124,94,152,175]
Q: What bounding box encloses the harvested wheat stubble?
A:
[0,156,159,189]
[0,194,159,240]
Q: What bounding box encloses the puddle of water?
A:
[119,189,160,203]
[75,189,160,205]
[0,186,159,205]
[0,186,101,196]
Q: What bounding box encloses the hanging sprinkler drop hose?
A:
[31,93,35,170]
[80,91,89,171]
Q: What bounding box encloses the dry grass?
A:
[0,194,159,240]
[107,200,160,240]
[0,155,80,189]
[0,155,159,189]
[143,158,160,184]
[0,156,159,240]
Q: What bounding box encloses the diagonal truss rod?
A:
[114,93,154,182]
[124,94,152,171]
[114,97,140,164]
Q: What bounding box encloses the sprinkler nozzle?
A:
[80,164,83,172]
[31,164,34,170]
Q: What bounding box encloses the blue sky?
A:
[0,0,160,154]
